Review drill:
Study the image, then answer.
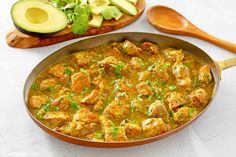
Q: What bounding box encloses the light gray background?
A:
[1,0,236,157]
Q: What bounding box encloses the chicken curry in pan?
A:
[28,40,214,142]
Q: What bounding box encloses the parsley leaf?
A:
[168,85,177,91]
[71,5,91,35]
[113,62,125,79]
[64,67,73,75]
[70,101,79,110]
[31,82,39,91]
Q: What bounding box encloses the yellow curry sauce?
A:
[28,40,214,142]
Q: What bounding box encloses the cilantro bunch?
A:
[50,0,91,35]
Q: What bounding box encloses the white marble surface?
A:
[1,0,236,157]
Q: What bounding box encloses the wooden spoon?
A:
[147,5,236,53]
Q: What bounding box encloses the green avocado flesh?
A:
[110,0,137,16]
[11,0,67,35]
[101,6,123,20]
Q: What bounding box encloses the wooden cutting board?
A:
[6,0,145,48]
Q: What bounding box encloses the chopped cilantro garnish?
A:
[95,132,104,139]
[54,106,60,111]
[193,76,202,87]
[47,86,54,92]
[81,87,91,95]
[168,85,177,91]
[169,110,173,117]
[124,81,133,88]
[67,92,77,99]
[111,126,119,138]
[160,62,170,72]
[31,82,39,91]
[70,101,79,110]
[113,62,125,79]
[189,108,196,116]
[64,67,73,75]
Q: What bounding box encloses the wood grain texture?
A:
[147,5,236,53]
[6,0,145,48]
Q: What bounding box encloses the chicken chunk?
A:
[43,111,70,127]
[152,63,170,81]
[176,77,192,89]
[130,99,145,114]
[104,126,128,142]
[173,106,191,122]
[97,56,120,69]
[147,100,167,118]
[103,100,130,121]
[51,96,70,111]
[100,116,114,129]
[166,92,187,111]
[120,120,142,138]
[136,82,153,96]
[73,108,100,124]
[81,89,100,105]
[138,70,151,82]
[29,95,46,109]
[71,72,91,94]
[199,65,212,84]
[39,78,57,91]
[142,118,167,137]
[91,75,106,91]
[114,79,132,92]
[60,121,95,137]
[172,61,190,78]
[130,57,144,70]
[72,51,91,67]
[48,64,73,83]
[141,42,159,55]
[189,88,208,107]
[94,100,105,112]
[120,40,141,56]
[163,48,184,61]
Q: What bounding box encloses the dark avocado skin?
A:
[14,23,56,38]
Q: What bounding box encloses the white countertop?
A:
[1,0,236,157]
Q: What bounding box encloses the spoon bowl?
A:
[147,5,236,53]
[147,6,189,31]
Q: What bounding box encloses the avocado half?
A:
[11,0,68,36]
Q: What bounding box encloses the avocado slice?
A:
[89,0,110,7]
[101,6,123,20]
[89,15,103,28]
[91,6,106,15]
[11,0,67,36]
[110,0,137,16]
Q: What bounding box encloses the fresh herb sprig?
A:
[51,0,91,35]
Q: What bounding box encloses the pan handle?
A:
[217,57,236,71]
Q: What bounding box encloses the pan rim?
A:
[23,32,220,147]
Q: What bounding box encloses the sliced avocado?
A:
[101,6,123,20]
[127,0,138,5]
[110,0,137,16]
[89,15,103,28]
[11,0,67,36]
[91,6,106,15]
[89,0,110,7]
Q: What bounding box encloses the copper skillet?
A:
[23,32,236,148]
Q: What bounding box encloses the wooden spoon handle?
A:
[189,27,236,53]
